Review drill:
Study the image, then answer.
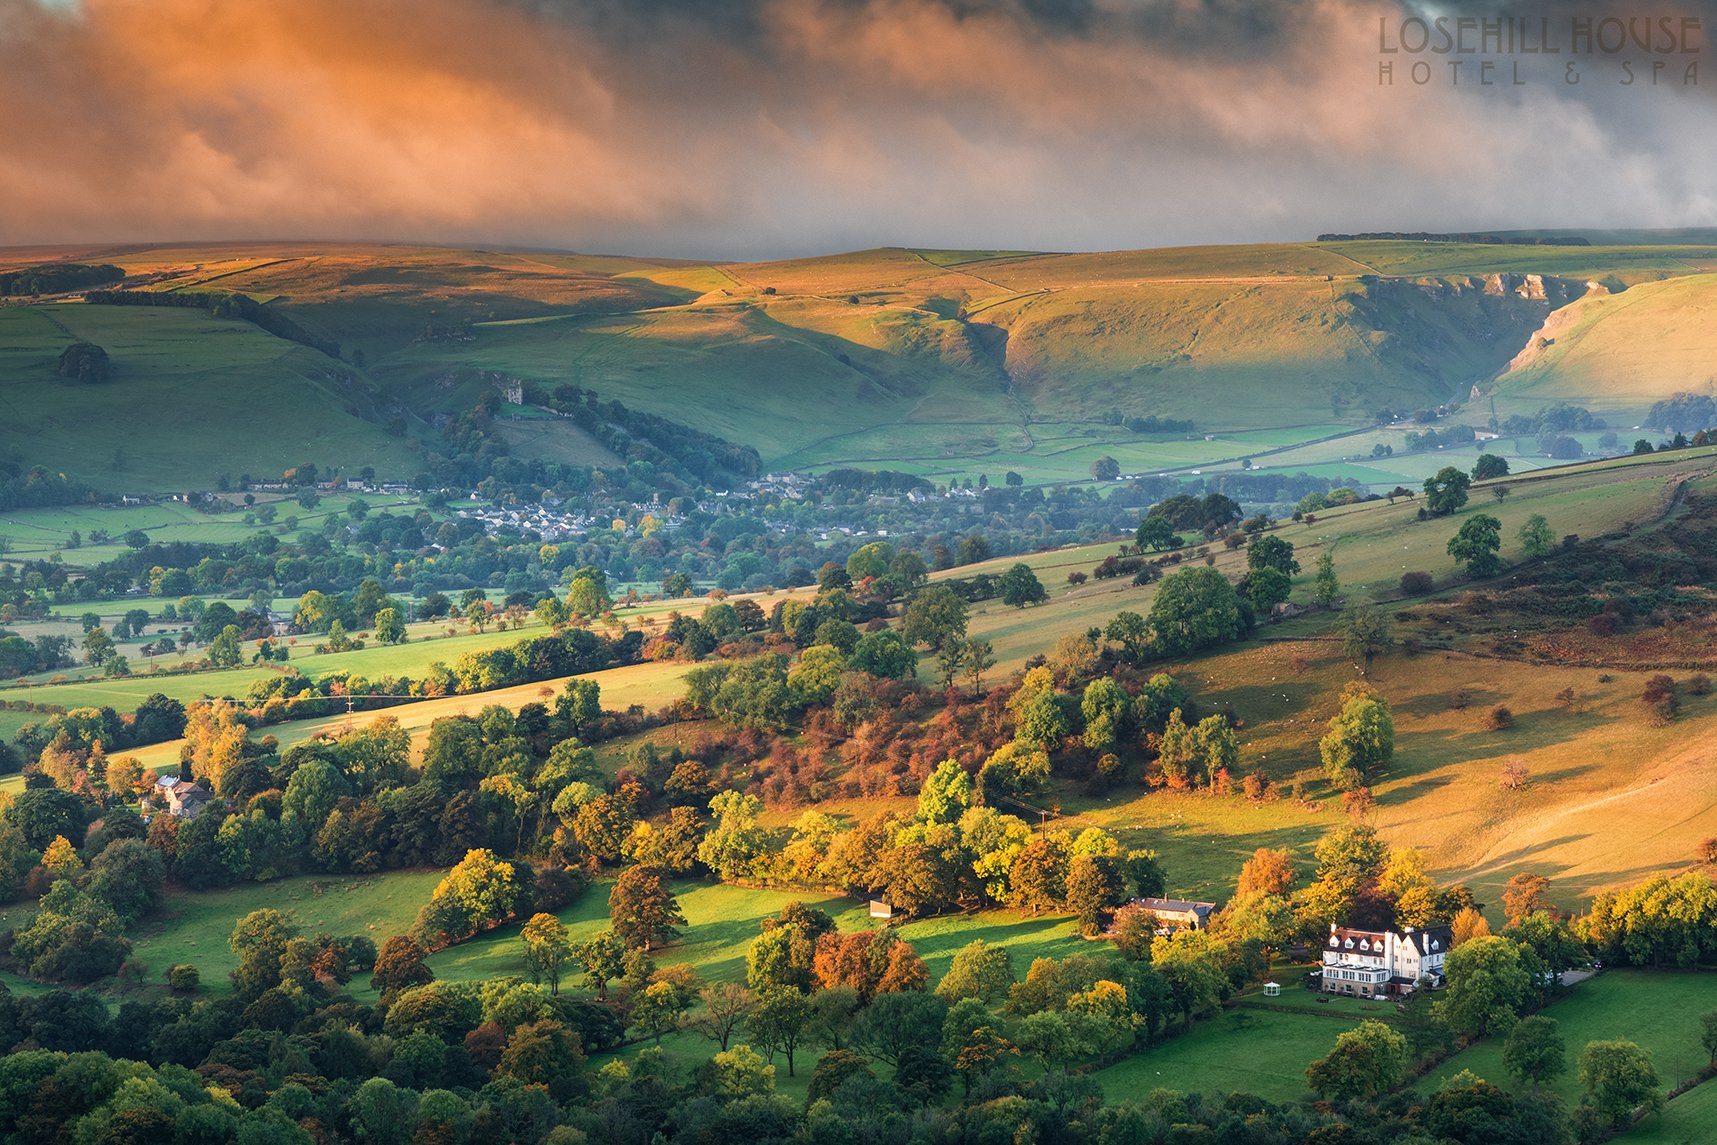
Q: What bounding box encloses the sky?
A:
[2,0,1715,258]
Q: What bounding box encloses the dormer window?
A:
[1344,938,1354,948]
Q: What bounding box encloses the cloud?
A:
[0,0,1713,257]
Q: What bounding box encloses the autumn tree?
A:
[609,866,686,951]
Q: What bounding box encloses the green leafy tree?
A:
[1472,454,1511,480]
[850,629,918,679]
[372,607,406,645]
[1136,516,1180,552]
[1104,610,1151,663]
[1424,466,1472,516]
[1306,1019,1408,1101]
[1518,513,1556,558]
[934,940,1016,1005]
[747,986,815,1076]
[696,791,767,881]
[1312,550,1340,607]
[1448,513,1505,578]
[902,586,969,652]
[1337,598,1393,678]
[916,759,973,826]
[1578,1039,1663,1128]
[576,930,627,998]
[1146,567,1245,658]
[1319,683,1395,791]
[207,624,243,667]
[1435,935,1533,1038]
[1504,1014,1567,1088]
[1247,535,1299,577]
[998,563,1048,608]
[1080,677,1130,753]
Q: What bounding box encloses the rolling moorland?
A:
[0,237,1715,1142]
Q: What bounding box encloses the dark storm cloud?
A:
[0,0,1713,258]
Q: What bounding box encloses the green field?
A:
[1093,1005,1362,1104]
[1422,971,1717,1107]
[0,304,421,489]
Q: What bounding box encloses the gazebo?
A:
[1262,982,1281,997]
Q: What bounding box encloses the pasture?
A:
[1421,970,1717,1107]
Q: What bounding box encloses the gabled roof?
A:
[1136,897,1216,917]
[1402,926,1453,955]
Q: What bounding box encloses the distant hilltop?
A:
[1317,232,1592,246]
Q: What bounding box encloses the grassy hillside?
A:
[12,238,1717,488]
[0,303,420,488]
[1490,273,1717,420]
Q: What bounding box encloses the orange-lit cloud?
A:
[1,0,1714,256]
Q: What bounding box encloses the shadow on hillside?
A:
[1396,687,1508,718]
[1214,680,1325,723]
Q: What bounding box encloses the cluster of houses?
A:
[457,500,606,542]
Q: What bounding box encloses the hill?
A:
[10,237,1717,489]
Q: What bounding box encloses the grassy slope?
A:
[1491,273,1717,419]
[1421,971,1717,1105]
[0,304,420,489]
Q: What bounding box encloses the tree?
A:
[520,913,574,994]
[1501,873,1554,927]
[423,849,520,943]
[1065,853,1126,934]
[371,935,434,1002]
[747,986,815,1076]
[1312,550,1340,607]
[373,608,407,645]
[1320,684,1394,791]
[916,759,973,826]
[1080,677,1130,754]
[1246,567,1292,613]
[631,977,695,1045]
[205,624,243,668]
[998,563,1048,608]
[901,586,968,652]
[1237,847,1297,897]
[1504,1014,1566,1088]
[609,866,685,951]
[935,940,1015,1005]
[82,627,117,667]
[1472,454,1511,480]
[1104,610,1151,664]
[1448,513,1504,578]
[1578,1039,1663,1128]
[1089,456,1121,481]
[1518,513,1555,558]
[576,930,627,999]
[1423,466,1472,516]
[1136,516,1180,552]
[1146,567,1246,658]
[695,981,755,1051]
[1700,1009,1717,1067]
[1435,935,1532,1038]
[1337,598,1392,678]
[696,790,767,881]
[1247,535,1299,578]
[1306,1019,1408,1101]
